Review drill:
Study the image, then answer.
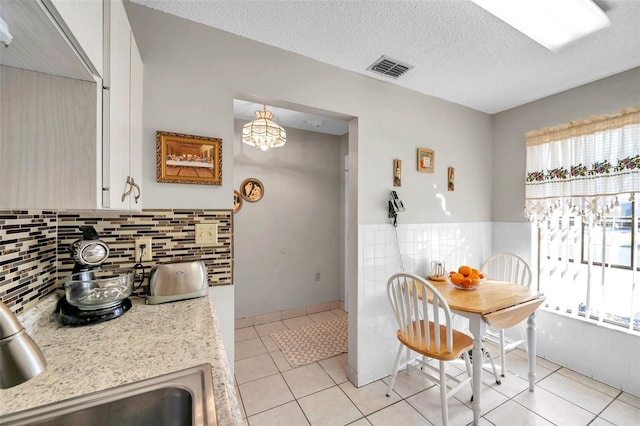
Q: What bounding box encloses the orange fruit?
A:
[461,277,473,287]
[458,266,472,277]
[450,273,464,285]
[469,273,480,281]
[471,268,480,275]
[478,273,485,279]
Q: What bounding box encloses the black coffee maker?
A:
[57,226,132,326]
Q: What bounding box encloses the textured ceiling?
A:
[131,0,640,119]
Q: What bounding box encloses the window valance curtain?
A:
[524,105,640,225]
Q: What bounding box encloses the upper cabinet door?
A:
[49,0,104,78]
[129,32,143,207]
[102,0,135,210]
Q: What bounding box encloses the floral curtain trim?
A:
[526,155,640,184]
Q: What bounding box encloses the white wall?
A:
[493,67,640,396]
[233,121,343,318]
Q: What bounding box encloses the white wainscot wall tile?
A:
[364,244,374,260]
[363,229,374,245]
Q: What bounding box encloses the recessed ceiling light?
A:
[470,0,610,52]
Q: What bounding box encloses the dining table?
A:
[419,278,546,425]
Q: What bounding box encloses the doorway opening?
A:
[232,97,354,322]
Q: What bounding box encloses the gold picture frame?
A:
[240,178,264,202]
[417,148,434,173]
[156,131,222,185]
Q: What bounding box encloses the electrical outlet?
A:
[315,272,321,281]
[135,238,152,262]
[195,223,218,246]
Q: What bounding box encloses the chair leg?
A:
[462,350,473,394]
[499,329,506,377]
[439,360,448,426]
[386,343,404,397]
[483,348,501,385]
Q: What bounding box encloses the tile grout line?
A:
[587,389,624,425]
[536,372,618,420]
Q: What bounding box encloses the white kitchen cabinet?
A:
[102,0,143,210]
[129,34,143,207]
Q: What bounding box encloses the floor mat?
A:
[271,317,348,368]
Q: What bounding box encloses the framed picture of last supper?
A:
[156,131,222,185]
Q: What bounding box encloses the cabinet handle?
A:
[131,178,141,204]
[121,176,134,202]
[121,177,141,203]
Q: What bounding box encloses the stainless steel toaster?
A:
[147,260,208,305]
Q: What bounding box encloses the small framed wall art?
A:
[240,178,264,202]
[156,131,222,185]
[393,159,402,187]
[448,167,455,191]
[417,148,434,173]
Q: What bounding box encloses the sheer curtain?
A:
[524,105,640,331]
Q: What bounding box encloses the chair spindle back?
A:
[387,273,454,354]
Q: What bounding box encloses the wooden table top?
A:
[418,279,544,316]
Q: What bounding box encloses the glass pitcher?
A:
[429,260,446,278]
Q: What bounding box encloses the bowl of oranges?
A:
[448,265,485,290]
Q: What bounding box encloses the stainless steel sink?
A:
[0,364,217,426]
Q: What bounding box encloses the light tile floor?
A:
[235,309,640,425]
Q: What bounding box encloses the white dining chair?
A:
[385,273,473,426]
[480,252,533,377]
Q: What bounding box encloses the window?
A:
[538,200,639,331]
[525,106,640,333]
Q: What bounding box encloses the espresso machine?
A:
[56,226,133,326]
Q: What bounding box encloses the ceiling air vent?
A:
[366,55,413,79]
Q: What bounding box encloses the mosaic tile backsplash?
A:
[0,211,57,314]
[0,209,233,314]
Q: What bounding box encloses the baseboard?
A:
[234,300,344,329]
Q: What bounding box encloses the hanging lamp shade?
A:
[242,105,287,151]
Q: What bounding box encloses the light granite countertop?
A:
[0,292,242,425]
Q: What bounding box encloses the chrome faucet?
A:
[0,301,47,389]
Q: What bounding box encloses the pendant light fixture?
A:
[242,105,287,151]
